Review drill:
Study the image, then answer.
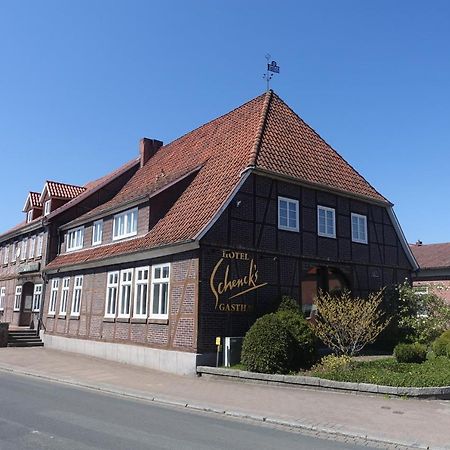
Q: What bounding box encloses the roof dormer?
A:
[40,181,86,216]
[22,192,43,223]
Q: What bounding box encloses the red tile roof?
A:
[410,243,450,269]
[28,192,42,208]
[43,181,86,200]
[46,91,391,270]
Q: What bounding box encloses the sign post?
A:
[215,337,221,367]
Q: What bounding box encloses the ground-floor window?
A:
[71,275,83,316]
[150,264,170,319]
[118,269,133,318]
[14,286,22,311]
[134,267,149,318]
[33,284,43,312]
[105,271,119,318]
[59,277,70,316]
[0,287,5,311]
[48,279,59,314]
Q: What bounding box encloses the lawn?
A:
[306,356,450,387]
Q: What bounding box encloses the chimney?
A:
[139,138,163,168]
[416,239,423,246]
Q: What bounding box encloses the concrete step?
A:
[8,341,44,347]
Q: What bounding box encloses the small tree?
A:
[312,289,390,356]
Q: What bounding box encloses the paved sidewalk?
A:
[0,348,449,449]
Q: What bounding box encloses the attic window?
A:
[44,200,51,216]
[66,226,84,252]
[27,210,33,223]
[113,208,138,240]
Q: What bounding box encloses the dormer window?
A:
[44,200,51,216]
[66,226,84,252]
[113,208,138,240]
[27,210,33,223]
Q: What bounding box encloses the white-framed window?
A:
[92,220,103,246]
[11,242,17,262]
[318,205,336,238]
[44,199,51,216]
[118,269,133,317]
[3,245,8,265]
[28,236,36,259]
[0,287,5,311]
[14,285,22,311]
[20,239,27,261]
[113,208,138,240]
[150,264,170,318]
[71,275,83,316]
[32,284,43,312]
[59,277,70,316]
[278,196,299,232]
[48,279,59,314]
[413,285,429,296]
[66,226,84,252]
[134,267,149,318]
[36,234,44,257]
[27,210,33,223]
[105,271,119,318]
[351,213,368,244]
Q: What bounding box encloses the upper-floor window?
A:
[44,200,51,216]
[66,226,84,252]
[27,210,33,223]
[59,277,70,316]
[36,234,44,257]
[32,284,43,312]
[317,205,336,238]
[3,245,8,265]
[278,197,299,232]
[20,239,27,261]
[11,242,17,262]
[48,279,59,314]
[71,275,83,316]
[113,208,138,241]
[150,264,170,318]
[92,220,103,246]
[351,213,368,244]
[0,287,5,311]
[28,236,36,259]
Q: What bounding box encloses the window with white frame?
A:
[27,210,33,223]
[92,220,103,246]
[48,279,59,314]
[0,287,5,311]
[14,285,22,311]
[44,199,51,216]
[278,197,299,232]
[11,242,17,262]
[351,213,368,244]
[3,245,8,265]
[113,208,138,240]
[71,276,83,316]
[105,271,119,318]
[118,269,133,317]
[32,284,43,312]
[59,277,70,316]
[317,206,336,238]
[66,226,84,252]
[28,236,36,259]
[134,267,149,318]
[36,234,44,257]
[20,239,27,261]
[150,264,170,318]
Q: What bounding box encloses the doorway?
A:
[19,282,34,327]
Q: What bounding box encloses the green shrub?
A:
[276,310,316,369]
[394,343,427,363]
[312,354,352,372]
[432,330,450,356]
[277,295,301,314]
[241,313,294,374]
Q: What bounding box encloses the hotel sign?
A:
[210,250,267,312]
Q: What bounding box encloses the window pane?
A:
[161,283,168,315]
[162,266,169,279]
[153,284,160,314]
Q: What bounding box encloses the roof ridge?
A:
[46,180,86,189]
[248,90,273,168]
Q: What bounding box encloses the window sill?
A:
[318,233,336,239]
[103,317,116,323]
[130,318,147,324]
[116,317,130,323]
[58,315,67,320]
[352,240,368,245]
[47,313,55,318]
[148,318,169,325]
[278,226,299,233]
[69,315,80,320]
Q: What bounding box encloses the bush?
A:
[394,343,427,363]
[311,354,352,373]
[241,313,294,374]
[277,295,301,314]
[432,330,450,357]
[276,309,316,369]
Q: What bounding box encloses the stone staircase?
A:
[7,329,44,347]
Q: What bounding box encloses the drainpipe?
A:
[37,220,51,337]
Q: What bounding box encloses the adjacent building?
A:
[30,91,417,374]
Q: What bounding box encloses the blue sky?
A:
[0,1,449,243]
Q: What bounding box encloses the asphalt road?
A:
[0,372,379,450]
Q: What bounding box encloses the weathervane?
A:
[263,54,280,91]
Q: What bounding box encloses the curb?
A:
[0,364,441,450]
[197,366,450,400]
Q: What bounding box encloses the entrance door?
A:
[19,282,34,327]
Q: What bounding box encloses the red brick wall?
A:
[413,280,450,304]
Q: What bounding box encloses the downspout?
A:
[37,219,51,337]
